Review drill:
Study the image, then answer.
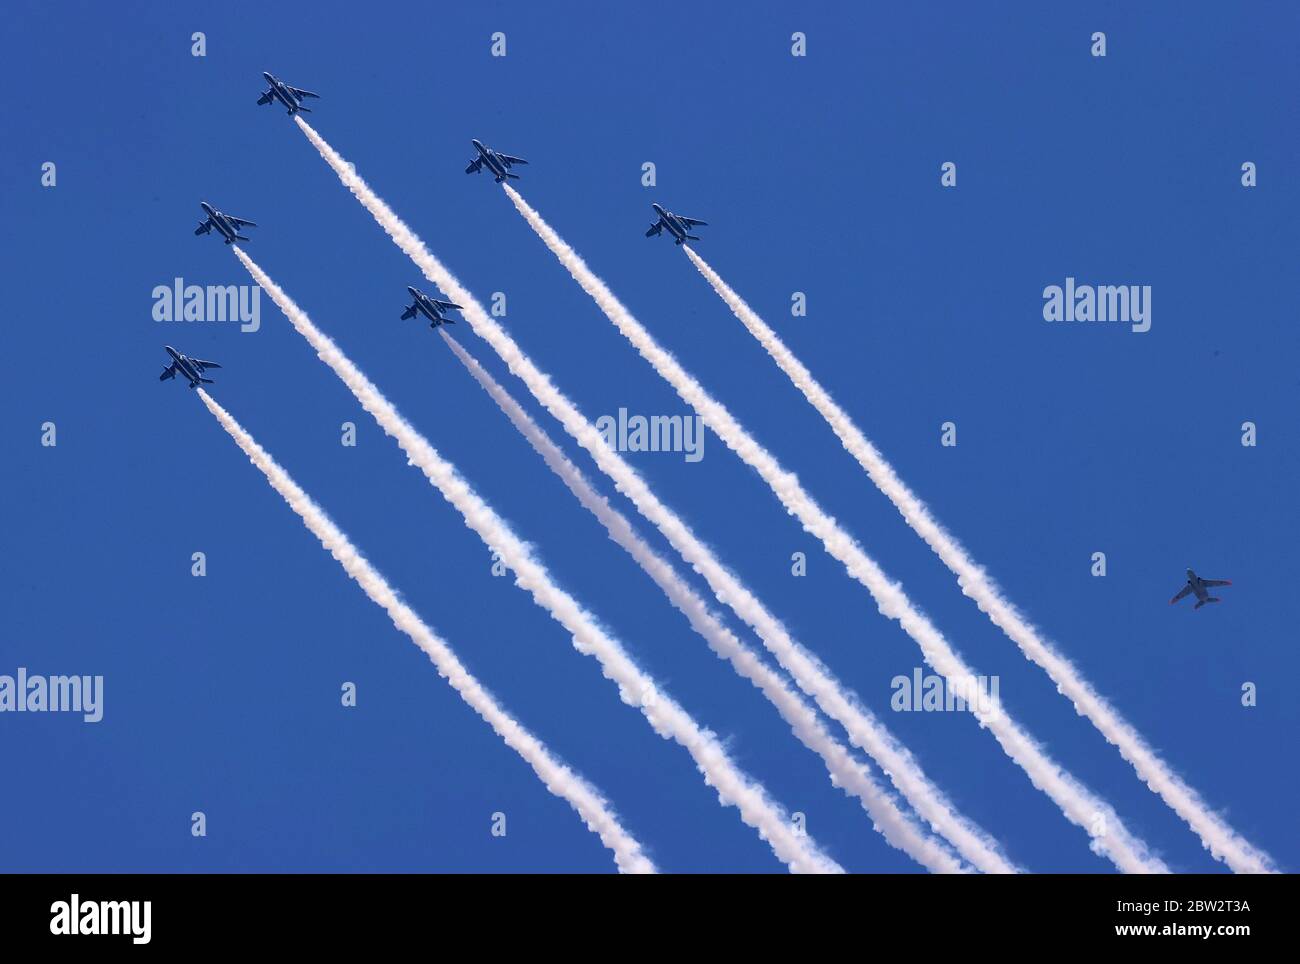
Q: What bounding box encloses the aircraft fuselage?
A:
[414,293,444,325]
[165,346,204,388]
[200,202,240,244]
[263,73,300,114]
[652,204,690,243]
[472,140,510,182]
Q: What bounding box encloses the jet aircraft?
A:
[1169,569,1233,610]
[465,140,528,182]
[257,72,320,115]
[400,286,463,328]
[194,202,256,245]
[159,346,221,388]
[645,203,707,245]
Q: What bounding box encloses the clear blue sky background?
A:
[2,1,1295,873]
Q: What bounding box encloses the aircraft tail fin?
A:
[1194,597,1222,610]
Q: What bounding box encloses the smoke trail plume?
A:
[292,117,1014,874]
[501,186,1168,874]
[684,247,1275,875]
[441,330,977,873]
[196,389,654,873]
[232,245,840,874]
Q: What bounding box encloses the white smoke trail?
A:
[501,185,1169,874]
[293,117,1015,874]
[292,118,1013,878]
[684,248,1276,875]
[232,247,840,874]
[196,389,655,874]
[441,331,976,873]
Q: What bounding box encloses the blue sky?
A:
[2,0,1296,872]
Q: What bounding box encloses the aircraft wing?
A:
[228,216,257,227]
[191,359,221,371]
[256,91,274,105]
[432,300,462,310]
[465,158,483,174]
[194,219,213,235]
[500,154,528,166]
[645,221,663,237]
[400,305,418,320]
[1201,579,1232,587]
[159,364,177,381]
[289,86,320,99]
[1169,584,1194,605]
[679,217,708,226]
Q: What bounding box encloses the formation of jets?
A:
[194,202,256,245]
[645,203,708,245]
[465,140,528,183]
[159,346,221,388]
[257,72,319,115]
[183,72,1232,614]
[400,286,462,328]
[1170,569,1233,610]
